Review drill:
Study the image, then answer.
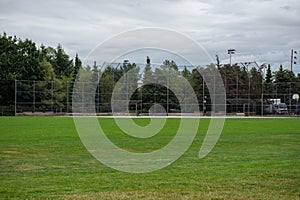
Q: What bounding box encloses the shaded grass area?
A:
[0,117,299,199]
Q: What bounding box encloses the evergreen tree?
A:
[265,64,272,83]
[273,64,296,103]
[274,65,295,83]
[39,58,55,81]
[143,56,153,83]
[0,33,43,106]
[182,66,191,79]
[92,61,99,82]
[162,60,178,71]
[141,57,155,111]
[50,44,74,78]
[189,67,205,110]
[73,54,82,81]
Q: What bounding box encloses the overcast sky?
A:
[1,0,299,72]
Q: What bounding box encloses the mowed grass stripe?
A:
[0,117,299,199]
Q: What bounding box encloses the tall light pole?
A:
[291,49,297,72]
[228,49,236,66]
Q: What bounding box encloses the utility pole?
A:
[228,49,236,66]
[291,49,297,72]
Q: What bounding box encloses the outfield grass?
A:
[0,117,299,199]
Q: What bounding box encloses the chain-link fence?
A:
[2,64,300,116]
[15,80,73,115]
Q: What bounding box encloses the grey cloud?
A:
[0,0,299,72]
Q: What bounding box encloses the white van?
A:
[274,103,288,114]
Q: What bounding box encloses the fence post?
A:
[15,79,17,116]
[202,78,205,115]
[67,81,69,113]
[33,80,36,113]
[167,69,169,115]
[51,81,54,112]
[261,80,264,116]
[289,82,292,114]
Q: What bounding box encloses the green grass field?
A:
[0,117,299,199]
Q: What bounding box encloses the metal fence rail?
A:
[12,79,300,116]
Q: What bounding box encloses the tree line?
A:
[1,33,299,114]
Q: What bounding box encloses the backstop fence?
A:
[1,64,299,116]
[13,80,300,116]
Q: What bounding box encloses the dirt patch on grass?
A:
[14,163,44,172]
[0,147,46,159]
[58,190,268,200]
[59,191,195,200]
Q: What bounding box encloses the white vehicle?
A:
[273,103,288,114]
